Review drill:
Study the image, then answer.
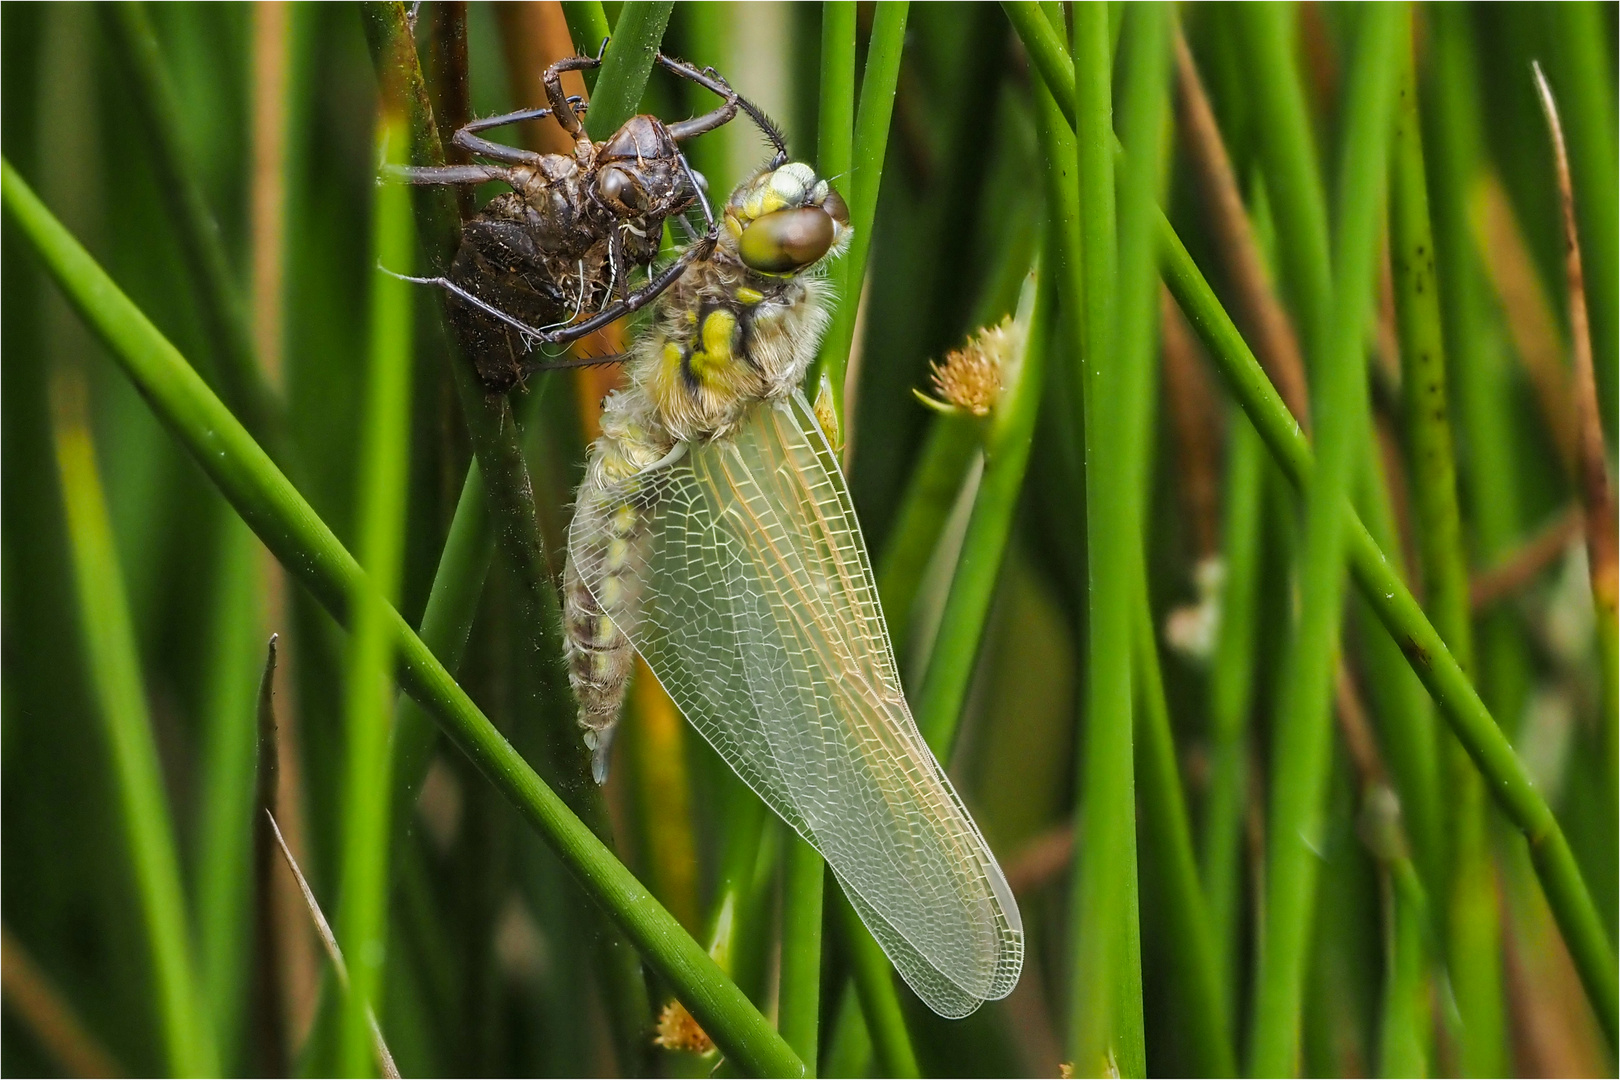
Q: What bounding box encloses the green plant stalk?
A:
[1389,47,1507,1076]
[1008,0,1619,1041]
[2,160,806,1080]
[822,984,873,1078]
[584,2,673,136]
[388,456,494,828]
[50,365,217,1079]
[774,8,858,1054]
[1131,564,1236,1076]
[778,839,825,1075]
[1234,4,1333,367]
[1163,213,1619,1047]
[1201,416,1264,1005]
[915,271,1044,755]
[1247,10,1403,1071]
[336,111,416,1078]
[1375,870,1430,1077]
[361,8,657,1058]
[561,0,613,60]
[101,2,284,454]
[812,1,909,417]
[194,516,267,1067]
[836,892,921,1078]
[1069,4,1162,1073]
[817,2,856,198]
[1552,1,1619,433]
[874,416,978,661]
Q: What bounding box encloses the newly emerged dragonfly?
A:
[561,161,1024,1018]
[394,48,786,390]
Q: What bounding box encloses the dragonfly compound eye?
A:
[738,206,836,273]
[597,165,649,214]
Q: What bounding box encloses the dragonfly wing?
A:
[570,391,1022,1017]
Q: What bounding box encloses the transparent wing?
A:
[569,391,1023,1017]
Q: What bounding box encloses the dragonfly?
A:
[392,48,786,391]
[560,160,1024,1019]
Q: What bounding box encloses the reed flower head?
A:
[654,1000,715,1056]
[919,316,1020,417]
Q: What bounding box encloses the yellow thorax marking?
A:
[735,286,764,305]
[689,308,737,382]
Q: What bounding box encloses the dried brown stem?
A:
[1161,286,1223,558]
[1473,176,1578,470]
[0,924,122,1078]
[251,635,288,1076]
[1532,62,1618,623]
[1003,822,1074,896]
[1173,28,1311,431]
[1470,506,1583,612]
[266,812,401,1079]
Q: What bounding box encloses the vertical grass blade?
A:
[50,365,216,1078]
[2,157,808,1080]
[101,2,283,453]
[776,10,858,1060]
[1549,2,1619,433]
[1246,10,1405,1072]
[584,2,674,137]
[915,272,1044,755]
[193,517,268,1068]
[1390,40,1506,1074]
[813,1,909,417]
[778,840,825,1075]
[336,107,416,1078]
[1533,59,1620,836]
[1068,3,1158,1073]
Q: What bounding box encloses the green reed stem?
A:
[778,840,825,1075]
[1246,10,1403,1071]
[1163,209,1620,1050]
[817,2,856,197]
[915,271,1044,755]
[836,892,921,1078]
[813,1,909,418]
[1390,41,1508,1075]
[2,158,806,1080]
[774,10,858,1058]
[1201,416,1263,1006]
[585,2,673,137]
[194,516,266,1067]
[335,111,415,1078]
[874,416,977,662]
[1232,6,1333,369]
[50,363,217,1079]
[1006,4,1620,1041]
[388,457,494,825]
[561,1,613,61]
[1068,5,1165,1075]
[1551,2,1619,432]
[1132,563,1235,1077]
[101,2,284,455]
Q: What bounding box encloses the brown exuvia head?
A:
[590,115,698,222]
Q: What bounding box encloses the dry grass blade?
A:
[1173,28,1310,431]
[0,924,123,1078]
[251,635,288,1076]
[1470,506,1583,611]
[263,811,400,1079]
[1531,62,1618,630]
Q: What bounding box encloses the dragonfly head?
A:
[726,162,851,275]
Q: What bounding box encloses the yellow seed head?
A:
[925,316,1018,417]
[653,1000,715,1055]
